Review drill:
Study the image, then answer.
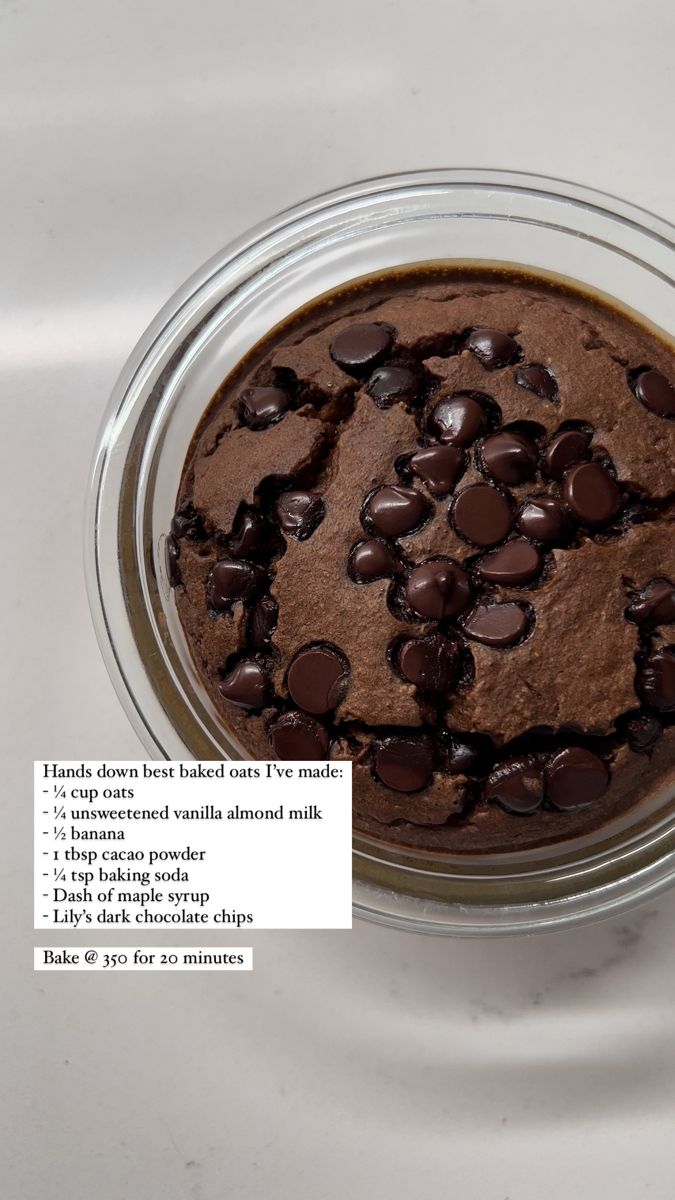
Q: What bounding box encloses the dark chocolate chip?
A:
[485,758,544,813]
[405,560,473,620]
[210,559,267,609]
[270,711,329,760]
[349,539,400,582]
[287,645,349,714]
[428,394,487,446]
[562,462,621,525]
[545,747,609,809]
[229,507,278,561]
[170,502,207,541]
[480,430,538,485]
[516,496,571,545]
[329,322,394,377]
[247,595,278,648]
[397,633,461,691]
[631,368,675,418]
[619,711,662,754]
[637,648,675,712]
[409,444,465,497]
[516,363,558,402]
[373,734,435,793]
[166,535,181,587]
[626,578,675,628]
[274,491,325,539]
[466,327,521,369]
[462,602,531,648]
[239,386,291,431]
[219,659,269,710]
[476,539,543,587]
[543,429,592,480]
[451,484,513,548]
[444,734,494,777]
[367,364,423,407]
[364,485,429,537]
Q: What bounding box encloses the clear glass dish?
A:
[85,169,675,936]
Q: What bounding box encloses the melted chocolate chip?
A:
[516,363,558,402]
[562,462,621,525]
[247,596,278,647]
[397,633,461,691]
[239,386,291,430]
[349,539,400,583]
[631,368,675,418]
[219,659,269,710]
[543,429,592,480]
[462,602,531,647]
[409,444,465,496]
[516,496,571,545]
[481,430,538,485]
[166,535,181,587]
[405,560,473,620]
[444,733,494,777]
[274,491,325,539]
[451,484,513,548]
[428,394,487,446]
[466,327,521,369]
[367,364,423,407]
[637,648,675,712]
[485,758,544,813]
[270,711,329,760]
[626,578,675,628]
[287,645,349,714]
[210,559,267,609]
[373,734,435,793]
[329,322,394,377]
[545,747,609,809]
[229,507,278,561]
[171,502,207,541]
[476,538,543,586]
[364,485,429,537]
[619,711,662,754]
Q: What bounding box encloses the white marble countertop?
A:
[2,1,674,1196]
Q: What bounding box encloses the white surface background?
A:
[2,1,675,1196]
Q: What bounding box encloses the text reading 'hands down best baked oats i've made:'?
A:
[34,761,352,931]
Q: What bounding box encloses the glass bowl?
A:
[85,169,675,936]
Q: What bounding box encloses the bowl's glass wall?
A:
[87,170,675,934]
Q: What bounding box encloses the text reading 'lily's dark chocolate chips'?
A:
[171,265,675,856]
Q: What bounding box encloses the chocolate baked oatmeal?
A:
[166,267,675,853]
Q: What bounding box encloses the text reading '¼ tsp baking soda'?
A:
[34,761,352,931]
